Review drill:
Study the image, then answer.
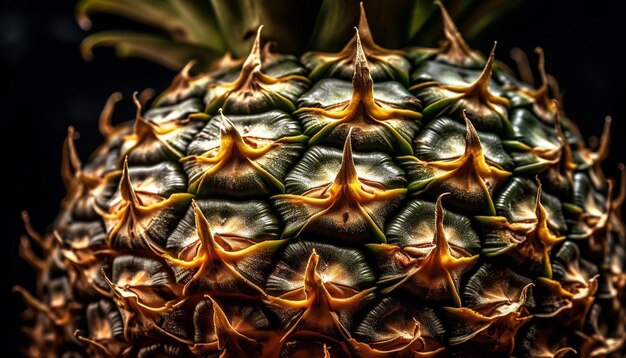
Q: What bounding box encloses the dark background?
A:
[1,0,624,355]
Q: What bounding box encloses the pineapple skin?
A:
[18,4,626,358]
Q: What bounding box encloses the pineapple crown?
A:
[76,0,523,71]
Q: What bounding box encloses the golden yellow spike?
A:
[584,116,612,166]
[275,129,405,242]
[518,48,558,121]
[67,127,82,172]
[74,330,112,357]
[61,126,106,209]
[61,126,81,192]
[19,235,46,271]
[536,276,597,330]
[301,2,408,84]
[434,0,480,66]
[356,3,374,46]
[333,128,359,187]
[208,296,259,354]
[137,88,155,107]
[353,2,404,57]
[13,286,72,326]
[21,210,44,248]
[510,48,534,86]
[298,29,420,153]
[409,111,511,214]
[211,52,243,72]
[530,178,566,278]
[411,193,478,306]
[184,109,284,194]
[230,26,263,91]
[118,157,140,208]
[120,91,188,160]
[269,250,371,342]
[162,200,269,296]
[352,29,373,97]
[303,249,322,298]
[415,42,510,126]
[445,283,533,353]
[204,27,309,113]
[548,110,577,187]
[450,42,509,109]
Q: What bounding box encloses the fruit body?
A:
[18,3,625,357]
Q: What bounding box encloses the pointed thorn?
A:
[354,28,366,65]
[462,110,483,153]
[19,235,45,270]
[132,91,143,121]
[100,269,116,292]
[99,268,125,301]
[218,110,241,137]
[594,116,612,163]
[208,296,231,350]
[357,2,374,44]
[213,109,259,162]
[243,25,263,70]
[66,126,82,173]
[534,47,548,92]
[119,157,139,206]
[99,92,122,137]
[13,285,56,320]
[181,60,198,80]
[434,0,474,61]
[433,193,451,252]
[335,128,359,186]
[74,330,112,355]
[138,88,155,107]
[352,28,373,93]
[211,52,237,71]
[473,42,497,91]
[547,74,564,105]
[523,49,559,119]
[303,250,321,296]
[510,48,534,85]
[21,211,44,246]
[192,199,215,254]
[435,0,462,42]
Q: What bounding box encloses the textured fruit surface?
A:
[18,3,625,357]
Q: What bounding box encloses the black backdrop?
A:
[1,0,624,355]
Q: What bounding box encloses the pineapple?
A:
[17,1,626,357]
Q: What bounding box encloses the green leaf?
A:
[361,0,414,48]
[81,32,220,70]
[77,0,226,51]
[307,0,357,52]
[408,0,439,43]
[457,0,524,38]
[209,0,260,56]
[77,0,179,35]
[169,0,226,51]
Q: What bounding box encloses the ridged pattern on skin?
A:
[17,3,625,357]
